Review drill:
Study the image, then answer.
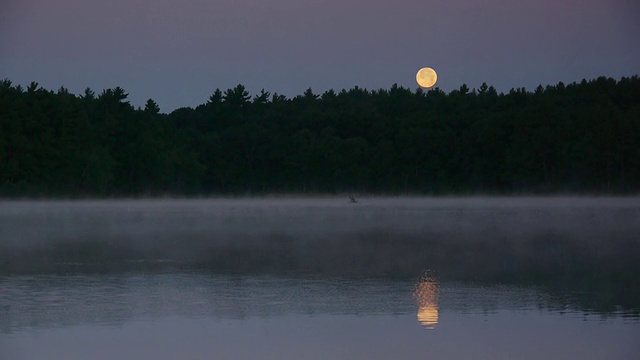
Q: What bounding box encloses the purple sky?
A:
[1,0,638,112]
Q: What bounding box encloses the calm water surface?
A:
[1,197,639,359]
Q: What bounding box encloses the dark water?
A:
[1,198,639,359]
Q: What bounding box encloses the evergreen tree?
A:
[0,76,638,196]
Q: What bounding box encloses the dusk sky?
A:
[2,0,638,112]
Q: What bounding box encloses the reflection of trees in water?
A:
[1,271,638,335]
[4,236,640,318]
[414,275,439,329]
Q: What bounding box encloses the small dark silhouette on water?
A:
[349,195,358,203]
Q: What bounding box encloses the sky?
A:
[1,0,639,112]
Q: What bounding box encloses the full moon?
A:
[416,67,437,88]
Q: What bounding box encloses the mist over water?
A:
[2,197,639,277]
[2,197,639,311]
[1,197,639,359]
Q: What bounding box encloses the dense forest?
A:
[0,76,639,197]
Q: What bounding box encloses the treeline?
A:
[1,76,639,197]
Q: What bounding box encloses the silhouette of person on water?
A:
[349,195,358,203]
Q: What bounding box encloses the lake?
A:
[1,197,639,359]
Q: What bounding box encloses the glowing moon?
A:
[416,67,438,88]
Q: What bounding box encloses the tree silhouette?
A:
[144,99,161,115]
[223,84,250,111]
[0,75,638,197]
